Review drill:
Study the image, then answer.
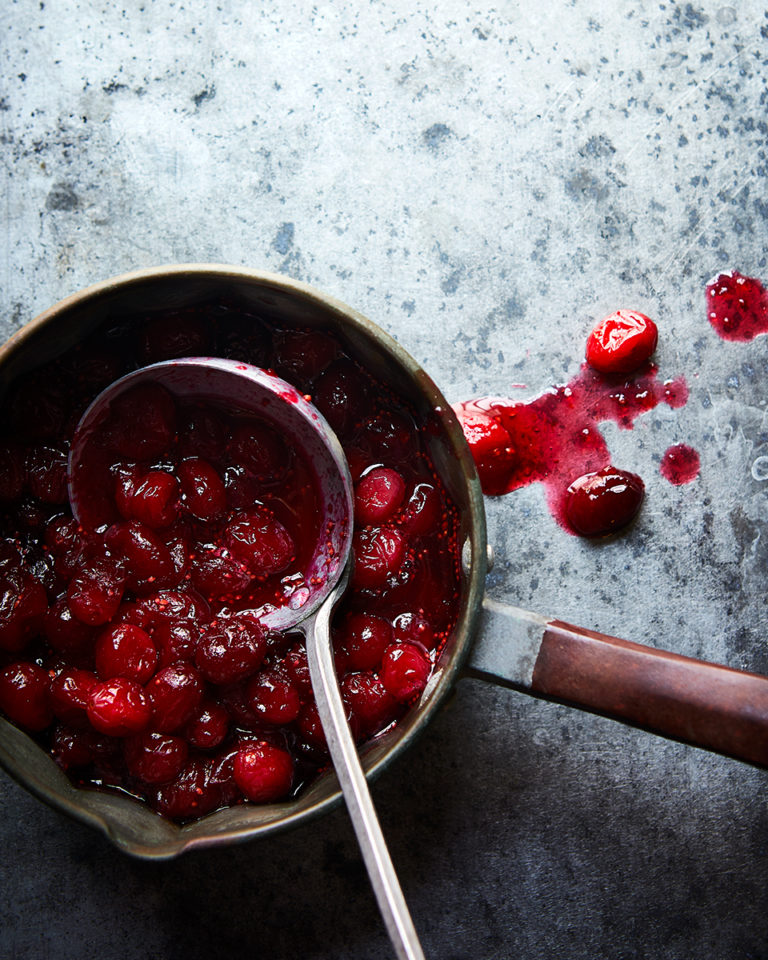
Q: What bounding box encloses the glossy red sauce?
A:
[660,444,700,486]
[706,271,768,342]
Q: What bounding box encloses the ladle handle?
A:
[468,597,768,767]
[304,596,426,960]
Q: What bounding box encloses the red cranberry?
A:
[134,589,211,627]
[564,466,645,537]
[184,698,230,749]
[118,471,179,529]
[233,740,294,802]
[338,612,392,672]
[246,669,301,725]
[392,612,435,650]
[44,516,86,580]
[153,758,223,820]
[313,359,367,438]
[225,509,295,578]
[294,701,328,752]
[341,672,398,737]
[104,521,175,592]
[178,406,227,462]
[94,623,158,683]
[50,667,98,723]
[87,677,152,737]
[272,329,337,384]
[585,310,658,374]
[177,458,226,521]
[0,442,26,501]
[0,567,48,652]
[188,545,253,601]
[52,723,116,769]
[400,483,441,536]
[228,421,291,483]
[195,615,267,684]
[284,641,313,696]
[138,311,211,363]
[380,643,431,702]
[458,408,517,496]
[124,731,189,784]
[153,619,200,669]
[354,468,406,525]
[0,661,53,730]
[44,597,97,654]
[25,445,69,503]
[67,561,125,626]
[146,662,204,732]
[107,383,177,460]
[9,372,66,441]
[352,526,407,589]
[364,408,417,463]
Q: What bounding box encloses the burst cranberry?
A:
[124,731,189,784]
[195,615,267,684]
[188,546,252,601]
[352,526,407,589]
[246,669,301,725]
[0,661,53,730]
[153,619,200,669]
[381,643,431,701]
[339,612,392,671]
[392,612,435,650]
[564,466,645,537]
[153,758,223,819]
[225,509,295,577]
[107,383,177,460]
[146,662,204,732]
[177,458,226,521]
[25,445,68,503]
[94,623,158,683]
[184,698,230,749]
[138,311,211,363]
[585,310,658,374]
[50,668,98,723]
[341,673,398,737]
[228,421,290,482]
[233,740,294,802]
[67,561,125,626]
[118,471,179,529]
[87,677,152,736]
[0,567,48,651]
[0,442,25,501]
[134,589,211,627]
[104,521,175,591]
[354,468,406,525]
[178,407,227,462]
[45,516,86,580]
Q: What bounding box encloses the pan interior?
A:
[0,266,488,859]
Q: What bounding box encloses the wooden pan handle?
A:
[532,620,768,767]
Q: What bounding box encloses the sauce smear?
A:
[706,271,768,342]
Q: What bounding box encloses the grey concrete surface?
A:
[2,1,768,957]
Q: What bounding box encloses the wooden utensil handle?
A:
[532,621,768,767]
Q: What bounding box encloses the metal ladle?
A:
[68,357,426,960]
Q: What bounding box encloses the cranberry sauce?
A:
[0,304,462,821]
[706,271,768,342]
[660,444,700,486]
[454,362,688,534]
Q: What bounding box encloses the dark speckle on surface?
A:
[421,122,453,153]
[272,221,295,256]
[45,182,79,211]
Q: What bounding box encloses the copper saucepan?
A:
[0,264,766,860]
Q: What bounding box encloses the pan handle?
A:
[464,597,768,768]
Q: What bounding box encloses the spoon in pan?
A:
[68,357,426,960]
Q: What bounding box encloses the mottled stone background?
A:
[2,1,767,957]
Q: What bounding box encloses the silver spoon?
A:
[68,357,426,960]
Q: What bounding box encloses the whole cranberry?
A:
[341,672,398,737]
[228,421,290,483]
[50,668,98,724]
[153,758,223,820]
[246,669,301,725]
[354,468,406,526]
[399,482,441,536]
[0,661,53,730]
[184,698,230,750]
[87,678,152,737]
[95,623,158,683]
[233,740,294,803]
[118,470,179,529]
[272,329,337,385]
[392,612,435,650]
[52,723,116,769]
[338,612,392,672]
[313,358,368,438]
[564,466,645,537]
[44,597,97,654]
[138,312,211,364]
[104,521,176,592]
[585,310,658,375]
[153,619,200,669]
[225,508,295,577]
[67,561,125,626]
[25,445,69,503]
[124,731,189,784]
[106,383,177,460]
[352,526,407,589]
[188,546,253,601]
[195,615,267,684]
[0,567,48,652]
[177,458,226,521]
[146,662,205,732]
[380,643,431,702]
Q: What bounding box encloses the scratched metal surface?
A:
[1,2,767,958]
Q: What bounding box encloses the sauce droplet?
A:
[660,444,700,485]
